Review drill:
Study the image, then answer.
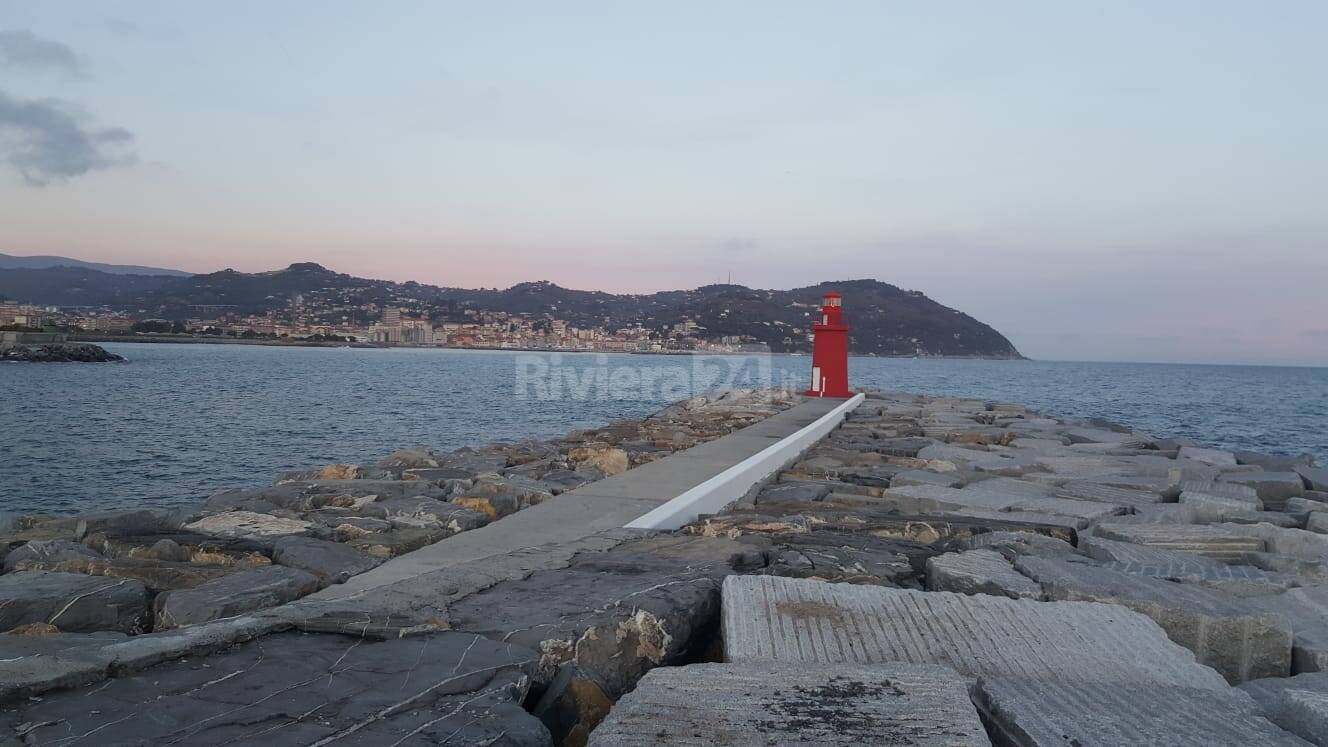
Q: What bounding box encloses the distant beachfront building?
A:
[381,306,402,327]
[92,316,133,334]
[401,319,433,344]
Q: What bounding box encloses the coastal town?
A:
[0,297,772,354]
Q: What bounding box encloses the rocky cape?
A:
[0,262,1023,358]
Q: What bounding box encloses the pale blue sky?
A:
[1,1,1325,365]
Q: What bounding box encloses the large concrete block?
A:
[1078,537,1300,596]
[975,678,1307,747]
[1015,556,1292,682]
[721,575,1228,689]
[1296,465,1328,491]
[926,549,1041,599]
[1220,472,1306,510]
[1180,479,1259,503]
[1250,585,1328,674]
[587,662,990,746]
[885,483,1123,524]
[1093,523,1265,562]
[1216,522,1328,563]
[1242,671,1328,708]
[1179,446,1239,466]
[1181,490,1265,521]
[1269,690,1328,746]
[1051,480,1164,509]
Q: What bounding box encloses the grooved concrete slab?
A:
[721,575,1228,689]
[588,662,990,746]
[1094,523,1266,561]
[975,678,1308,746]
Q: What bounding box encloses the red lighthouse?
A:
[805,291,851,398]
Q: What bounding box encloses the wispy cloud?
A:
[0,29,83,77]
[1302,329,1328,339]
[0,89,135,186]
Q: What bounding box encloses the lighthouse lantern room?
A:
[805,291,851,398]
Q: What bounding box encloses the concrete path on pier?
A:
[310,395,858,600]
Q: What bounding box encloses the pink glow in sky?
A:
[1,2,1325,365]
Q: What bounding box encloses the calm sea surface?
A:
[2,343,1325,514]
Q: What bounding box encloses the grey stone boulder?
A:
[0,571,149,634]
[446,535,762,699]
[539,468,596,491]
[955,531,1077,560]
[364,496,489,532]
[1242,672,1328,746]
[1287,496,1328,518]
[3,539,100,573]
[891,469,965,489]
[975,678,1307,747]
[438,449,509,473]
[926,549,1041,599]
[1051,480,1164,509]
[1221,472,1306,510]
[871,436,937,457]
[885,483,1123,525]
[1298,465,1328,492]
[183,511,313,541]
[760,531,923,587]
[1248,585,1328,674]
[1181,490,1266,521]
[7,556,233,592]
[271,535,382,584]
[154,566,320,630]
[0,631,550,746]
[1179,445,1238,466]
[1215,522,1328,564]
[402,466,476,482]
[1242,670,1328,707]
[1309,513,1328,534]
[754,481,832,504]
[376,446,440,469]
[1015,555,1292,682]
[1265,690,1328,746]
[1237,450,1316,470]
[589,662,990,746]
[72,508,192,539]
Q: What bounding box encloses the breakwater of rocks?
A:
[2,388,1327,746]
[0,342,123,362]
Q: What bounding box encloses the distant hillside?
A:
[0,262,1023,358]
[0,253,191,277]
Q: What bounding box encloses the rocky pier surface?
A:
[2,388,1327,745]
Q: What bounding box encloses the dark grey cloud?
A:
[0,89,135,186]
[0,29,83,76]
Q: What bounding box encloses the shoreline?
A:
[72,333,1028,359]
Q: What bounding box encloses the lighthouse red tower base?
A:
[805,291,851,398]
